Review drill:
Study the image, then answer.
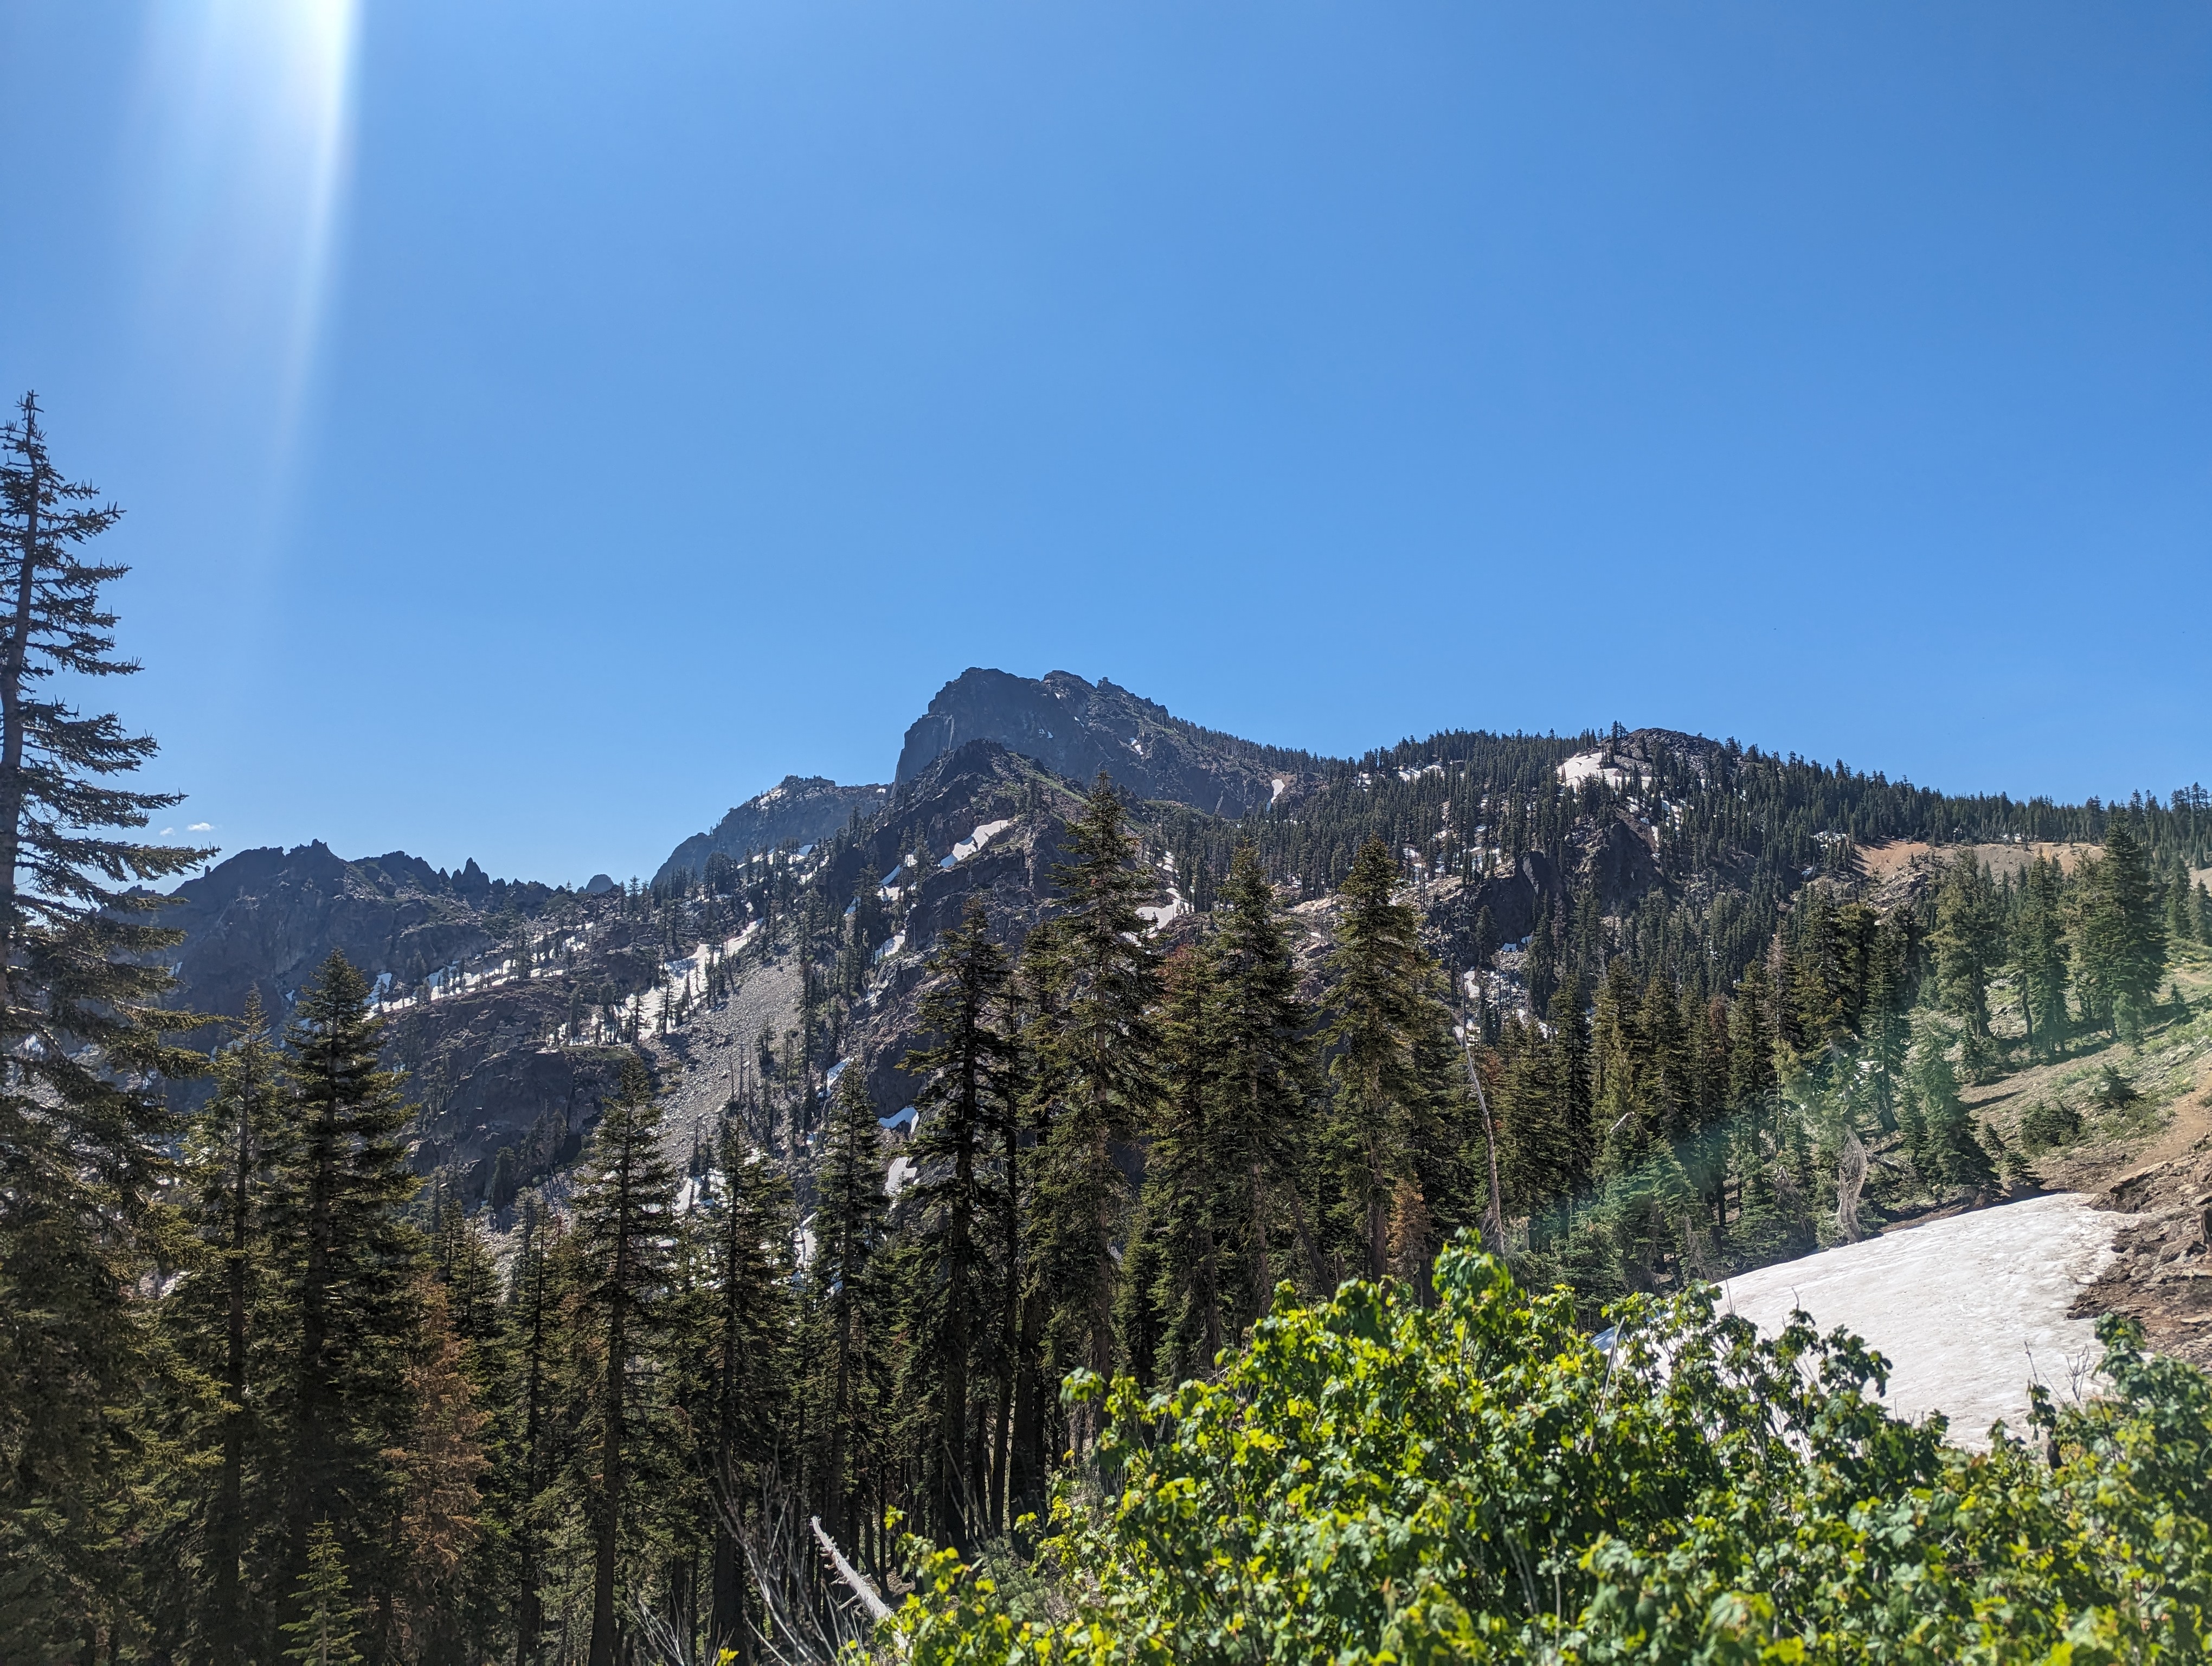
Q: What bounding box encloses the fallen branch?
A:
[811,1515,893,1624]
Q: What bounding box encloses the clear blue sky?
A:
[3,3,2207,886]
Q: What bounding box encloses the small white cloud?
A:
[159,827,173,836]
[188,822,214,832]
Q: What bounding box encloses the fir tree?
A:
[272,952,425,1635]
[809,1061,889,1550]
[392,1276,488,1661]
[571,1056,680,1666]
[704,1126,792,1657]
[2073,822,2167,1041]
[171,995,286,1663]
[1205,846,1317,1329]
[280,1523,365,1666]
[1128,941,1221,1389]
[2166,868,2196,947]
[501,1197,561,1666]
[0,393,210,1651]
[2011,855,2070,1056]
[1907,1022,1996,1200]
[1023,777,1161,1444]
[897,898,1014,1549]
[1929,857,2001,1073]
[1319,837,1452,1280]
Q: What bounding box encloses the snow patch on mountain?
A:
[1719,1193,2133,1447]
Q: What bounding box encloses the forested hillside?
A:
[5,397,2212,1663]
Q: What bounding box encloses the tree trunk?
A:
[588,1156,633,1666]
[515,1240,548,1666]
[205,1091,253,1663]
[0,418,39,1011]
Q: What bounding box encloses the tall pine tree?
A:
[571,1056,679,1666]
[1023,777,1160,1447]
[272,952,425,1642]
[0,393,210,1654]
[1319,837,1454,1282]
[1204,847,1317,1332]
[897,898,1014,1549]
[808,1061,889,1550]
[170,996,286,1663]
[2073,821,2166,1041]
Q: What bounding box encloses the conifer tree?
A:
[1206,847,1317,1328]
[1930,857,2001,1071]
[1907,1021,1996,1200]
[571,1056,680,1666]
[171,996,286,1663]
[281,1523,365,1666]
[1502,978,1592,1220]
[1127,941,1221,1389]
[1592,958,1649,1173]
[809,1061,889,1549]
[1725,962,1779,1115]
[272,952,425,1635]
[1320,837,1446,1280]
[897,898,1014,1549]
[2166,868,2196,947]
[1023,777,1160,1442]
[393,1276,488,1661]
[704,1126,793,1657]
[2011,855,2070,1055]
[1861,914,1913,1121]
[2073,822,2167,1041]
[0,393,210,1650]
[500,1198,564,1666]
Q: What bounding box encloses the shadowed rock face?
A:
[159,842,524,1028]
[157,843,612,1170]
[894,668,1317,818]
[655,776,890,887]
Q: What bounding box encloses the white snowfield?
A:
[940,820,1014,868]
[1716,1193,2133,1446]
[1558,750,1644,791]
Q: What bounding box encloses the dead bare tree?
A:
[1835,1125,1869,1244]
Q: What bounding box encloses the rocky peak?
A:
[893,667,1317,818]
[654,774,890,887]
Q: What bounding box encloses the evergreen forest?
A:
[7,395,2212,1663]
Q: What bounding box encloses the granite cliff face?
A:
[893,668,1319,819]
[654,775,889,888]
[160,843,535,1027]
[156,681,1728,1215]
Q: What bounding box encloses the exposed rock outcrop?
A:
[893,668,1317,818]
[655,775,890,887]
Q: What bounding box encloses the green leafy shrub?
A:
[886,1239,2212,1663]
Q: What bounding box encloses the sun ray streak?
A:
[130,0,361,485]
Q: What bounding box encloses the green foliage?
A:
[887,1241,2212,1663]
[2012,854,2073,1055]
[272,953,428,1620]
[2074,822,2168,1041]
[1320,836,1464,1284]
[898,898,1017,1548]
[1024,777,1163,1436]
[2019,1098,2084,1154]
[0,394,213,1656]
[281,1522,366,1666]
[569,1054,681,1666]
[1930,857,2001,1073]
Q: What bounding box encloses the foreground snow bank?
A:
[1720,1192,2133,1444]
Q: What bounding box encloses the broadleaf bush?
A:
[886,1236,2212,1663]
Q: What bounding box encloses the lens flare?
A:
[130,0,361,460]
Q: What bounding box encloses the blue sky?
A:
[3,3,2207,886]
